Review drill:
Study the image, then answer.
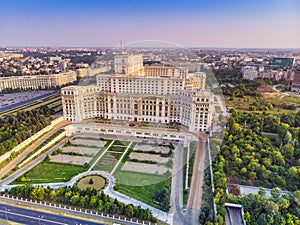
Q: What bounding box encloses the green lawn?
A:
[92,151,122,172]
[115,170,171,210]
[182,141,198,205]
[24,95,61,111]
[109,145,127,152]
[116,170,167,186]
[113,140,130,146]
[12,162,87,184]
[225,94,300,114]
[77,175,107,191]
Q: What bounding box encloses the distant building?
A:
[59,61,68,71]
[76,66,112,77]
[272,57,294,67]
[242,66,258,80]
[76,68,88,77]
[49,56,62,62]
[114,54,143,75]
[0,71,77,92]
[291,70,300,91]
[258,66,264,73]
[144,62,188,78]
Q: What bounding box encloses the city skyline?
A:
[1,0,300,48]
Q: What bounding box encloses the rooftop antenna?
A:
[120,40,124,53]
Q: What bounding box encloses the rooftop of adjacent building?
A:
[95,73,190,79]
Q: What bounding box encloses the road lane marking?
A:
[0,209,68,225]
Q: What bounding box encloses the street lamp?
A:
[5,208,10,221]
[38,215,44,225]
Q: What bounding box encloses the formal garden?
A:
[11,134,176,213]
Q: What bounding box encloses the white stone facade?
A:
[62,54,213,132]
[242,66,258,80]
[0,71,77,91]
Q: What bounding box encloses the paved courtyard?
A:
[71,138,106,148]
[134,143,170,154]
[122,161,169,175]
[50,155,92,165]
[61,146,99,156]
[129,152,169,163]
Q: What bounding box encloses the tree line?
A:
[205,111,300,225]
[227,189,300,225]
[0,106,53,157]
[6,184,158,223]
[223,111,300,190]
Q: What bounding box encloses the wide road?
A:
[171,142,185,225]
[0,196,142,225]
[0,120,70,183]
[0,203,106,225]
[0,91,58,114]
[186,133,208,225]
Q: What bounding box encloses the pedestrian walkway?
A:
[88,141,115,171]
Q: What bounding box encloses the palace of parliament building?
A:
[62,53,213,132]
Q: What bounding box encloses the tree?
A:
[274,214,286,225]
[281,143,295,163]
[258,214,268,224]
[30,187,38,200]
[45,154,51,162]
[70,194,80,205]
[244,212,251,224]
[7,185,157,222]
[56,187,65,196]
[89,178,94,185]
[279,197,290,209]
[154,189,170,211]
[126,205,135,218]
[294,190,300,206]
[271,187,281,201]
[98,199,104,211]
[89,195,97,208]
[258,188,266,197]
[49,190,56,201]
[283,131,293,144]
[265,201,279,214]
[286,213,300,225]
[64,190,72,199]
[79,196,86,207]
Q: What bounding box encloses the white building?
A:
[114,54,143,75]
[291,70,300,91]
[76,66,112,77]
[0,71,77,92]
[242,66,258,80]
[62,53,213,132]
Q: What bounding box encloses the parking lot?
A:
[0,90,57,112]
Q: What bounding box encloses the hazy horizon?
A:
[1,0,300,48]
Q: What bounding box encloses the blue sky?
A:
[0,0,299,48]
